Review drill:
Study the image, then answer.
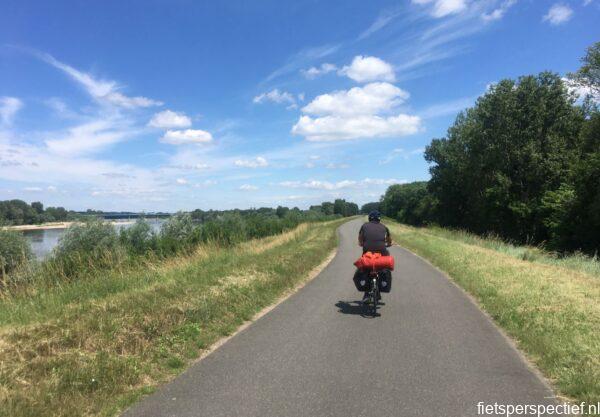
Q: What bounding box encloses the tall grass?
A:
[0,229,32,283]
[419,225,600,277]
[1,211,341,293]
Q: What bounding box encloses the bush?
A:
[120,219,157,254]
[55,219,119,256]
[51,219,122,277]
[0,229,32,277]
[158,213,199,254]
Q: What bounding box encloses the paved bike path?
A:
[123,218,555,417]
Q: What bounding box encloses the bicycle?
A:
[364,270,381,317]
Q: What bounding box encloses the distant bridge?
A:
[79,212,172,220]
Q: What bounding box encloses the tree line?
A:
[0,200,71,225]
[377,42,600,254]
[1,197,361,227]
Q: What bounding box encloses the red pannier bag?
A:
[354,251,395,271]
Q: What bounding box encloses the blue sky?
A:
[1,0,598,211]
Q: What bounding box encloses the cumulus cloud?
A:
[292,114,421,141]
[413,0,468,18]
[292,82,420,141]
[176,178,188,185]
[338,56,395,83]
[301,63,338,79]
[239,184,259,191]
[0,97,23,126]
[302,82,409,117]
[161,129,213,145]
[36,52,162,108]
[253,89,297,107]
[234,156,269,168]
[149,110,192,128]
[543,3,573,25]
[279,178,404,190]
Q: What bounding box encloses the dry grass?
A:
[387,221,600,404]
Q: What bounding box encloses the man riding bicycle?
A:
[357,210,392,302]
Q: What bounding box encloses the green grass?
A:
[387,220,600,404]
[0,219,347,417]
[420,225,600,277]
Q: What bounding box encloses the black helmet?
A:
[368,210,381,222]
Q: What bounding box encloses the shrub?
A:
[120,219,157,254]
[0,229,32,277]
[51,219,122,277]
[158,213,199,254]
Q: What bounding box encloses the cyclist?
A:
[357,210,392,302]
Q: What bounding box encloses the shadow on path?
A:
[335,300,384,317]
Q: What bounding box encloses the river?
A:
[22,219,165,259]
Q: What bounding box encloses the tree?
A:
[569,41,600,96]
[360,202,380,214]
[276,206,289,218]
[344,202,359,216]
[380,182,436,225]
[31,201,44,214]
[320,202,334,215]
[425,72,584,242]
[333,199,346,216]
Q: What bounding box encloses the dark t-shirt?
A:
[359,221,390,253]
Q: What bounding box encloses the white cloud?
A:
[149,110,192,128]
[194,180,217,188]
[0,97,23,126]
[301,63,338,79]
[239,184,258,191]
[292,114,421,141]
[279,178,404,190]
[338,56,395,83]
[482,0,517,21]
[234,157,269,168]
[294,82,419,141]
[379,147,425,164]
[413,0,468,18]
[161,129,213,145]
[302,82,409,116]
[583,0,593,6]
[45,119,131,156]
[23,186,43,192]
[253,89,297,107]
[543,3,573,25]
[176,178,188,185]
[326,163,350,169]
[37,52,162,108]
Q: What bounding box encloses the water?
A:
[22,219,165,260]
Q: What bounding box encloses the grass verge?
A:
[0,218,347,417]
[387,220,600,404]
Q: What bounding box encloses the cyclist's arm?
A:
[385,227,392,247]
[358,227,364,247]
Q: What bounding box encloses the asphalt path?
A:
[123,218,556,417]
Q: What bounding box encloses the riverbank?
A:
[3,220,137,232]
[0,218,346,417]
[386,220,600,404]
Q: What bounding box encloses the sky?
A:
[0,0,598,212]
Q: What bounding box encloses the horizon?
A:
[1,0,598,212]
